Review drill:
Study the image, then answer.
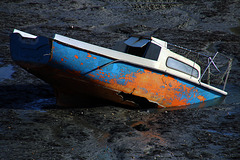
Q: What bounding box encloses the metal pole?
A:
[207,58,211,85]
[200,52,218,82]
[223,58,232,91]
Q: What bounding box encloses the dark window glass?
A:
[144,43,161,60]
[126,44,148,57]
[113,41,127,53]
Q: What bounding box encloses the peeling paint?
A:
[49,41,223,108]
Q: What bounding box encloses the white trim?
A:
[200,82,227,95]
[53,34,160,69]
[13,29,37,39]
[151,37,167,48]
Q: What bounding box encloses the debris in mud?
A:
[132,124,150,131]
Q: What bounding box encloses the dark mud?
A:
[0,0,240,159]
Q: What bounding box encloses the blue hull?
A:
[10,32,226,108]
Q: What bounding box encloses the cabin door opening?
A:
[126,44,149,57]
[124,36,150,57]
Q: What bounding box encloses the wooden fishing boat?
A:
[10,29,232,109]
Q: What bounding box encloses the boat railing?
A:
[167,43,232,91]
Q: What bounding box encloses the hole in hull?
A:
[118,91,158,108]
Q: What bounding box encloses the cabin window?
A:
[113,41,127,53]
[126,44,148,57]
[166,57,199,78]
[114,37,161,61]
[144,43,161,60]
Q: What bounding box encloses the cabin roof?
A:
[124,37,150,47]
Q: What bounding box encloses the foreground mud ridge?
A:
[0,104,239,159]
[0,0,240,159]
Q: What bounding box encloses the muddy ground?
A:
[0,0,240,159]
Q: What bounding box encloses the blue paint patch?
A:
[50,41,113,74]
[140,87,149,94]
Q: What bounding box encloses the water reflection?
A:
[205,129,239,137]
[23,98,56,111]
[0,58,3,65]
[224,84,240,104]
[0,64,15,82]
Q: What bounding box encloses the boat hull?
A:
[10,33,226,109]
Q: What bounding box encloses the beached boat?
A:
[10,29,232,109]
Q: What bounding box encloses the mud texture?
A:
[0,0,240,159]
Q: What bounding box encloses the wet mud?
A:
[0,0,240,159]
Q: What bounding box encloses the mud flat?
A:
[0,0,240,159]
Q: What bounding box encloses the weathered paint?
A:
[10,32,225,108]
[49,41,223,108]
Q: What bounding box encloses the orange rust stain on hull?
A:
[197,95,206,102]
[87,69,197,107]
[87,53,92,58]
[74,55,79,59]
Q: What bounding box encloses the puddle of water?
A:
[230,19,240,35]
[230,26,240,35]
[0,58,3,65]
[23,98,56,112]
[206,129,238,137]
[0,64,15,82]
[96,146,113,160]
[224,84,240,105]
